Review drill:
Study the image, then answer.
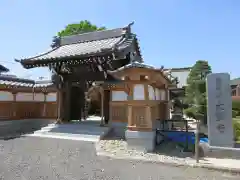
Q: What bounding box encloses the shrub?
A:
[233,100,240,109]
[233,120,240,140]
[184,108,196,119]
[232,100,240,115]
[232,110,237,118]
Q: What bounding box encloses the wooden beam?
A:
[64,72,106,82]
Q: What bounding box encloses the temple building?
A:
[15,22,142,123]
[0,23,193,151]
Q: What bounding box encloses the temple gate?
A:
[16,23,143,123]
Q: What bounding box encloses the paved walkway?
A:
[0,136,239,180]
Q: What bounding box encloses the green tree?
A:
[57,20,106,37]
[184,60,212,124]
[51,20,106,48]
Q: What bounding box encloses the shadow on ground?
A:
[47,120,110,137]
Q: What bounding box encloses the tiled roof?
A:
[0,75,53,88]
[34,80,53,88]
[0,64,9,72]
[23,37,123,61]
[16,23,141,67]
[163,67,192,72]
[231,78,240,86]
[108,62,157,72]
[108,62,172,83]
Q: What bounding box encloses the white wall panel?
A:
[148,85,155,100]
[34,93,45,102]
[46,93,57,102]
[111,91,128,101]
[155,88,160,100]
[16,93,34,101]
[160,90,166,100]
[133,84,145,100]
[0,91,14,101]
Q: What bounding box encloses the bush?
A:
[232,110,237,118]
[184,108,196,119]
[232,100,240,116]
[233,100,240,109]
[233,120,240,140]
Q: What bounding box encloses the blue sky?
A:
[0,0,240,80]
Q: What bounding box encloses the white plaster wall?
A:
[34,93,45,102]
[155,88,161,100]
[148,85,155,100]
[111,91,128,101]
[160,90,166,100]
[16,92,34,101]
[155,89,166,101]
[46,93,57,102]
[0,91,14,101]
[133,84,145,100]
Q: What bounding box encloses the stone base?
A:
[203,144,240,159]
[109,122,127,138]
[125,130,156,152]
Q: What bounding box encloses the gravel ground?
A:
[0,136,239,180]
[97,139,195,163]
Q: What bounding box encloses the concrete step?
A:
[26,132,101,142]
[34,128,107,136]
[39,124,109,134]
[26,120,111,142]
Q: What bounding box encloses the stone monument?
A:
[206,73,234,147]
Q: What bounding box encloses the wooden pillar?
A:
[43,93,47,118]
[145,106,152,128]
[12,92,17,119]
[144,84,149,100]
[100,87,104,126]
[103,90,110,124]
[166,88,170,119]
[127,105,133,128]
[63,80,71,122]
[57,88,64,123]
[79,82,86,121]
[78,83,85,121]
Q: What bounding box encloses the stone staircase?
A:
[26,118,110,142]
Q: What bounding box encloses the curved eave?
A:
[0,65,9,72]
[16,33,137,69]
[108,62,172,84]
[15,50,116,69]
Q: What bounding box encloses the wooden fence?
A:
[0,90,57,120]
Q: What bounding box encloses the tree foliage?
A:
[57,20,106,37]
[184,60,212,124]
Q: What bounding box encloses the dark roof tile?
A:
[0,75,53,88]
[60,28,125,45]
[16,23,142,67]
[22,36,123,61]
[231,78,240,86]
[0,64,9,72]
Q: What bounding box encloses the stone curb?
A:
[96,150,240,174]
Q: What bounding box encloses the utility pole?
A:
[195,112,200,163]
